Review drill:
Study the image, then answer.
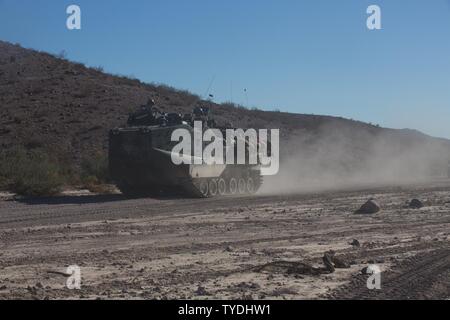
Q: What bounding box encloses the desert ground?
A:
[0,180,449,300]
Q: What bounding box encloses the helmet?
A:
[147,98,156,107]
[193,107,204,116]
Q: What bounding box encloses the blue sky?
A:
[1,0,450,138]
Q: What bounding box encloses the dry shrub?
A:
[80,151,112,193]
[0,148,65,196]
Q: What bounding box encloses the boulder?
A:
[350,239,360,247]
[332,256,351,269]
[195,286,209,296]
[355,199,380,214]
[225,245,234,252]
[409,199,424,209]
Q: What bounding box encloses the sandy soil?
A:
[0,181,449,300]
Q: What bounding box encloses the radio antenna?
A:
[244,88,249,108]
[203,75,216,100]
[187,75,216,110]
[230,80,233,104]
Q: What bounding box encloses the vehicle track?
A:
[1,182,449,229]
[0,181,449,299]
[328,247,450,299]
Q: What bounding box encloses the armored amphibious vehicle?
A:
[109,101,263,197]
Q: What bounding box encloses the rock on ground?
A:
[409,199,424,209]
[355,199,380,214]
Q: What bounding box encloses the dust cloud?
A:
[261,122,450,195]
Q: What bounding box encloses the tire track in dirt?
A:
[328,247,450,299]
[0,182,449,299]
[2,181,449,229]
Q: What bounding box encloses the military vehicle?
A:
[109,100,264,197]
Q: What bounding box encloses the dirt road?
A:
[0,181,449,300]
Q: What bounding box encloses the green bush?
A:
[80,152,110,183]
[0,148,65,196]
[79,152,111,193]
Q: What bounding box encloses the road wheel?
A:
[199,180,209,197]
[218,179,227,196]
[208,179,218,197]
[238,178,246,194]
[229,178,238,195]
[246,177,255,194]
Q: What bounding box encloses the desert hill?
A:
[0,40,449,193]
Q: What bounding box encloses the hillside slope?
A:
[0,40,449,190]
[0,42,384,157]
